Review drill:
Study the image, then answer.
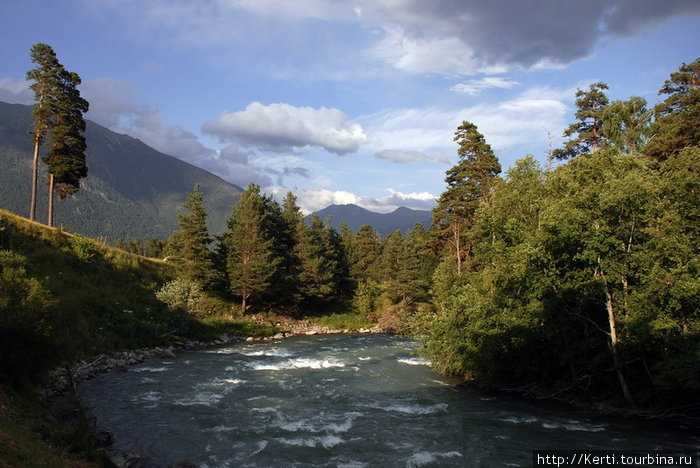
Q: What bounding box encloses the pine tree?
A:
[226,183,280,314]
[275,192,304,308]
[351,224,382,282]
[645,58,700,160]
[178,185,214,286]
[26,44,61,222]
[26,43,89,226]
[553,82,610,160]
[431,121,501,275]
[296,215,343,306]
[43,68,89,227]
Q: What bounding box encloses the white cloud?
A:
[361,84,573,164]
[374,149,448,164]
[202,102,367,155]
[369,27,504,76]
[0,77,33,104]
[451,77,520,96]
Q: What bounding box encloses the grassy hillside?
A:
[0,101,242,241]
[0,209,277,465]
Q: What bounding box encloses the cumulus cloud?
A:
[451,77,520,96]
[270,187,437,215]
[374,149,449,164]
[202,102,367,155]
[0,77,33,104]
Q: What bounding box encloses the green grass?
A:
[307,310,375,331]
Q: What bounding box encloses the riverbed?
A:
[79,334,698,467]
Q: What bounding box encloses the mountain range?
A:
[312,204,432,237]
[0,101,242,241]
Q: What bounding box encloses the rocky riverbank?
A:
[44,322,385,398]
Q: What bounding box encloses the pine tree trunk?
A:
[47,173,55,227]
[30,134,40,221]
[454,223,462,276]
[241,294,247,315]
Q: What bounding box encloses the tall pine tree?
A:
[226,183,280,314]
[431,121,501,275]
[26,43,88,226]
[178,185,214,286]
[553,82,609,160]
[43,67,89,227]
[26,44,61,222]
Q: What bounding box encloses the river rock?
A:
[110,449,142,468]
[273,333,285,340]
[246,336,255,342]
[161,348,177,359]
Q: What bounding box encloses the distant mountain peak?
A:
[311,203,431,237]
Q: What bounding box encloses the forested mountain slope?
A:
[0,101,242,240]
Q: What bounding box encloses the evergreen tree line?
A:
[411,59,699,407]
[170,184,437,319]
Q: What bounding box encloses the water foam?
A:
[406,451,462,467]
[130,366,169,373]
[250,358,346,371]
[373,403,448,415]
[397,357,432,366]
[237,348,294,357]
[542,421,607,432]
[273,411,362,434]
[276,435,345,448]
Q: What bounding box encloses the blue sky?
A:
[1,0,699,213]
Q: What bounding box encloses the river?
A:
[79,334,698,467]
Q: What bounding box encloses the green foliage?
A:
[0,250,56,379]
[68,233,96,262]
[646,58,700,160]
[352,278,382,316]
[350,224,382,281]
[177,185,215,286]
[431,120,501,275]
[553,82,610,159]
[226,183,281,313]
[310,310,374,332]
[156,278,202,311]
[413,63,700,408]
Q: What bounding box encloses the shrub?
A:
[155,278,201,311]
[68,234,97,263]
[352,279,381,316]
